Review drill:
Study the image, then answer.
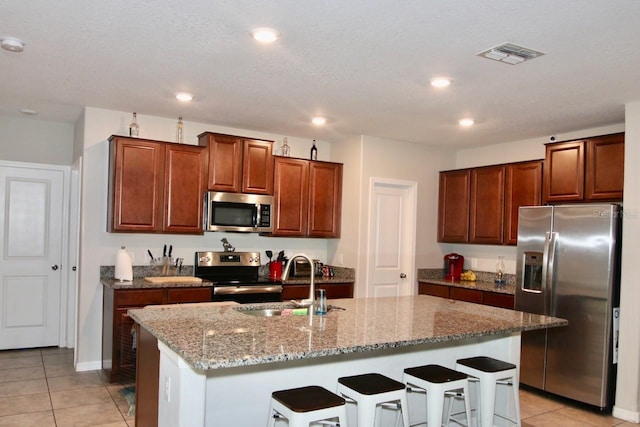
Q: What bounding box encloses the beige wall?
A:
[330,134,455,297]
[0,116,74,165]
[613,102,640,421]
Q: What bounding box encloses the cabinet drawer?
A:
[483,292,514,309]
[115,289,165,307]
[418,283,450,298]
[166,287,212,303]
[450,287,483,304]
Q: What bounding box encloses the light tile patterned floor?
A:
[0,347,133,427]
[0,346,636,426]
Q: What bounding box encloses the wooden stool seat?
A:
[456,356,521,427]
[403,364,471,427]
[337,373,409,426]
[338,373,405,395]
[268,385,348,426]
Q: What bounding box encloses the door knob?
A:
[51,265,59,271]
[400,273,406,279]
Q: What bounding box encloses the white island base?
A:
[157,333,521,427]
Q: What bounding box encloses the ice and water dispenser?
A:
[522,252,543,292]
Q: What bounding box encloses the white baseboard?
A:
[613,405,640,423]
[75,360,102,372]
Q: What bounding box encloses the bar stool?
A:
[267,385,348,427]
[336,373,410,427]
[403,364,471,427]
[455,356,520,427]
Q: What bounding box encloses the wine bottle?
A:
[281,137,290,157]
[129,112,139,137]
[176,116,184,144]
[310,139,317,160]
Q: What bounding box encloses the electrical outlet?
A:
[164,376,171,403]
[470,258,478,268]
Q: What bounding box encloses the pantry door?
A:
[0,162,66,349]
[367,179,417,298]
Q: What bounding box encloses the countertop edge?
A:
[419,279,516,295]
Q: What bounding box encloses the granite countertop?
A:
[101,278,214,289]
[128,295,566,371]
[281,277,354,285]
[419,278,516,295]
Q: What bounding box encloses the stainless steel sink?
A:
[235,305,345,317]
[239,308,285,317]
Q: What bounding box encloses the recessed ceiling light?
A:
[176,93,193,102]
[251,28,279,43]
[1,36,25,52]
[311,116,327,126]
[19,108,38,115]
[430,77,452,88]
[459,118,475,127]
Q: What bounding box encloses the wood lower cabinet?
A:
[272,157,343,237]
[108,136,207,234]
[135,325,160,427]
[438,169,471,242]
[102,286,211,383]
[543,132,624,203]
[418,281,514,309]
[282,283,354,300]
[198,132,274,195]
[504,160,543,245]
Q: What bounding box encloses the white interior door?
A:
[367,179,417,298]
[0,163,65,349]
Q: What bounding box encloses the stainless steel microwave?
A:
[204,192,273,233]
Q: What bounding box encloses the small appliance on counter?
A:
[444,253,464,280]
[290,258,323,278]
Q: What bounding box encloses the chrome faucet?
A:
[281,253,315,308]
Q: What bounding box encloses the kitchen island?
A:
[129,295,566,426]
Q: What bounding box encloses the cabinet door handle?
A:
[400,273,407,279]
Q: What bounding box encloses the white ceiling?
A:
[2,1,639,147]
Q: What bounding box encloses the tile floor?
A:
[0,347,133,427]
[0,346,636,426]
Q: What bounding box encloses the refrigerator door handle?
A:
[546,231,558,314]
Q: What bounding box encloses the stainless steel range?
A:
[194,251,282,303]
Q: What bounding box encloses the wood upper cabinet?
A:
[273,157,309,236]
[438,160,542,245]
[585,133,624,200]
[543,140,585,203]
[198,132,274,195]
[543,132,624,203]
[108,136,206,234]
[163,144,208,234]
[308,161,343,237]
[438,170,471,243]
[504,160,543,245]
[108,137,165,232]
[469,165,505,244]
[272,157,343,237]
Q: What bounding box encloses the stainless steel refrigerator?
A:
[515,204,621,410]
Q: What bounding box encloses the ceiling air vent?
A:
[477,43,545,65]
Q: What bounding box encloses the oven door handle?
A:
[213,285,283,295]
